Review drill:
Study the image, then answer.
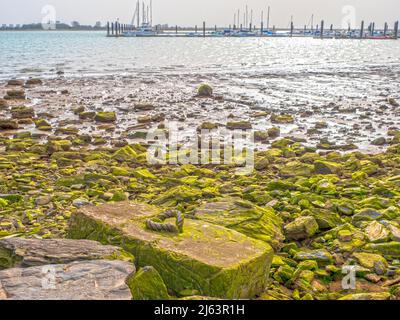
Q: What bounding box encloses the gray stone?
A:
[0,238,133,269]
[0,260,135,300]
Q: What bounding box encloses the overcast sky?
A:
[0,0,399,28]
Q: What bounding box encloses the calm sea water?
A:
[1,31,400,79]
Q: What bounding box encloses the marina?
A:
[106,1,399,40]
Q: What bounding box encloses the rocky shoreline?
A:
[0,77,400,300]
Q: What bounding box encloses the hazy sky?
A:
[0,0,399,28]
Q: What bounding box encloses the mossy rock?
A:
[226,121,252,130]
[68,201,273,299]
[94,112,117,123]
[314,160,342,175]
[280,161,314,178]
[339,292,391,300]
[153,185,202,205]
[365,242,400,257]
[112,146,138,162]
[352,252,388,274]
[11,106,34,119]
[0,119,18,130]
[284,216,319,240]
[271,114,294,124]
[194,198,284,250]
[197,84,213,97]
[127,266,170,300]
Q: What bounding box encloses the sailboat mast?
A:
[137,1,140,28]
[142,1,145,24]
[311,14,314,31]
[246,5,248,29]
[150,0,153,26]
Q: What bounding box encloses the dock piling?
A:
[320,20,324,39]
[111,22,114,36]
[107,22,110,36]
[360,20,365,39]
[394,21,399,39]
[384,22,388,36]
[290,21,294,37]
[203,21,206,37]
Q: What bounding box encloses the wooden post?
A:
[290,21,293,37]
[330,24,333,31]
[394,21,399,39]
[215,25,217,32]
[175,25,178,34]
[203,21,206,37]
[240,24,242,32]
[107,22,110,36]
[384,22,388,36]
[195,25,197,33]
[372,22,375,36]
[360,20,364,39]
[111,22,114,35]
[261,21,263,34]
[320,20,324,39]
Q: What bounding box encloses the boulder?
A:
[0,238,133,269]
[0,260,135,300]
[94,112,116,123]
[314,160,342,175]
[197,84,213,97]
[193,198,284,250]
[271,114,294,124]
[68,201,273,299]
[226,121,252,130]
[364,221,390,243]
[339,292,391,300]
[280,161,314,178]
[284,216,319,241]
[294,249,333,263]
[11,106,34,119]
[7,80,24,86]
[4,89,25,100]
[134,103,154,111]
[0,119,18,130]
[352,252,388,275]
[0,99,8,109]
[25,78,43,86]
[127,266,170,300]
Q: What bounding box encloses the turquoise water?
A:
[1,31,400,80]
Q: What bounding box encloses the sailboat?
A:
[123,0,157,37]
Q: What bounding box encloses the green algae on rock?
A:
[127,266,170,300]
[284,216,319,241]
[193,198,284,250]
[68,201,274,299]
[197,84,213,97]
[94,112,117,123]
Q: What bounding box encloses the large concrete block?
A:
[68,202,273,299]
